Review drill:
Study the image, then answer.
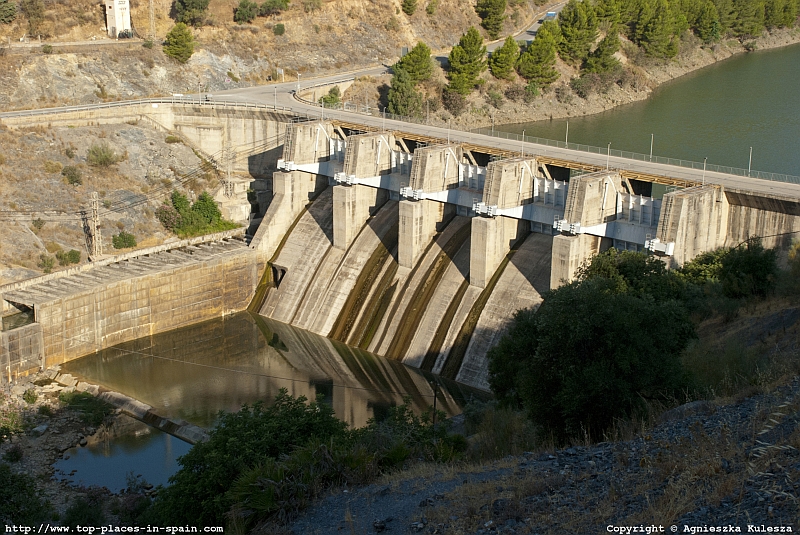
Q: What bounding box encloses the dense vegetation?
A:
[0,463,51,525]
[138,390,465,530]
[163,23,195,64]
[488,238,781,442]
[155,190,238,238]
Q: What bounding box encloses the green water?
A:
[498,43,800,177]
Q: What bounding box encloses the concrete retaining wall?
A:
[1,322,44,383]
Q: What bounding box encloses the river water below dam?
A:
[497,42,800,178]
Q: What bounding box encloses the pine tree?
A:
[764,0,798,27]
[691,0,721,41]
[175,0,210,27]
[402,0,418,15]
[234,0,258,23]
[388,68,424,117]
[489,36,520,80]
[558,0,599,65]
[516,32,560,88]
[0,0,17,24]
[627,0,655,44]
[711,0,736,33]
[731,0,765,37]
[395,42,433,84]
[595,0,622,29]
[536,19,562,43]
[164,23,195,63]
[584,32,621,72]
[446,27,488,95]
[640,0,680,57]
[475,0,507,39]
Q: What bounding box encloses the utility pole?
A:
[148,0,156,41]
[89,192,102,259]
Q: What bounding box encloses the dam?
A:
[2,100,800,391]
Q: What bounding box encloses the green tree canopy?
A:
[319,86,341,106]
[164,23,195,63]
[640,0,683,57]
[402,0,418,15]
[19,0,44,35]
[259,0,290,16]
[489,36,520,80]
[583,32,621,72]
[595,0,622,28]
[175,0,210,26]
[516,30,560,88]
[447,27,488,95]
[395,41,433,84]
[558,0,599,65]
[387,68,423,117]
[0,0,17,24]
[475,0,507,39]
[730,0,765,36]
[234,0,258,22]
[488,275,695,442]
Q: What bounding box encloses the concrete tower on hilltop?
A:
[104,0,131,38]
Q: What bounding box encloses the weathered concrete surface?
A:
[657,185,729,267]
[0,322,44,382]
[483,157,540,208]
[332,184,389,250]
[344,132,395,178]
[456,232,553,390]
[409,144,462,193]
[398,200,451,269]
[563,171,623,227]
[297,200,398,336]
[550,233,603,286]
[470,216,524,289]
[2,239,258,369]
[402,237,471,369]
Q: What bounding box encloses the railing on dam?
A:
[4,92,799,186]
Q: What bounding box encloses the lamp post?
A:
[702,157,707,186]
[447,119,451,143]
[273,86,277,109]
[748,147,753,177]
[198,80,201,103]
[565,121,569,145]
[297,73,301,94]
[606,142,611,170]
[649,134,654,162]
[522,130,525,158]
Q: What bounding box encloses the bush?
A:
[65,147,76,159]
[37,405,53,417]
[425,0,438,14]
[174,0,209,27]
[112,231,136,249]
[43,160,62,173]
[163,23,195,64]
[260,0,289,16]
[272,22,285,35]
[41,44,52,54]
[157,190,235,238]
[31,218,45,231]
[37,254,54,273]
[22,389,37,404]
[485,89,503,109]
[62,490,105,530]
[61,165,82,185]
[319,86,341,106]
[87,142,119,167]
[56,249,81,266]
[164,135,182,144]
[155,204,182,231]
[142,39,154,49]
[0,463,51,524]
[301,0,321,12]
[442,89,466,116]
[233,0,258,23]
[401,0,417,15]
[0,0,17,24]
[2,444,23,462]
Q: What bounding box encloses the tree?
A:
[402,0,417,15]
[730,0,765,37]
[488,263,695,442]
[112,231,137,249]
[395,42,433,84]
[234,0,258,22]
[475,0,507,39]
[595,0,621,29]
[319,86,341,106]
[640,0,681,57]
[558,0,598,65]
[164,23,195,64]
[489,36,520,80]
[19,0,44,35]
[387,68,423,117]
[687,0,721,42]
[0,464,51,525]
[516,30,560,88]
[192,191,222,224]
[0,0,17,24]
[259,0,289,16]
[446,27,487,95]
[583,32,621,72]
[174,0,209,26]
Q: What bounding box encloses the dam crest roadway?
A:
[2,69,800,392]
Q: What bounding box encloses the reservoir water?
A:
[496,43,800,177]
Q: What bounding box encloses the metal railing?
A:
[4,93,799,186]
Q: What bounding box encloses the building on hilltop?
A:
[104,0,131,38]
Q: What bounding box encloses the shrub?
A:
[425,0,438,15]
[301,0,321,12]
[22,389,37,404]
[37,405,53,417]
[164,135,182,144]
[2,445,23,462]
[0,463,51,524]
[37,254,54,273]
[174,0,209,27]
[442,89,466,116]
[485,89,503,109]
[260,0,289,16]
[272,22,285,35]
[318,86,341,106]
[155,204,182,231]
[56,249,81,266]
[41,44,52,54]
[87,142,119,167]
[65,147,76,159]
[62,490,105,530]
[0,0,17,24]
[112,231,136,249]
[163,23,195,64]
[142,39,154,49]
[401,0,417,15]
[61,165,82,185]
[44,160,62,173]
[385,16,400,31]
[31,218,45,231]
[233,0,258,23]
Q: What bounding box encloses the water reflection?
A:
[53,415,192,492]
[62,312,486,429]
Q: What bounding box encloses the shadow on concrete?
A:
[305,186,334,245]
[247,146,283,178]
[508,231,554,297]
